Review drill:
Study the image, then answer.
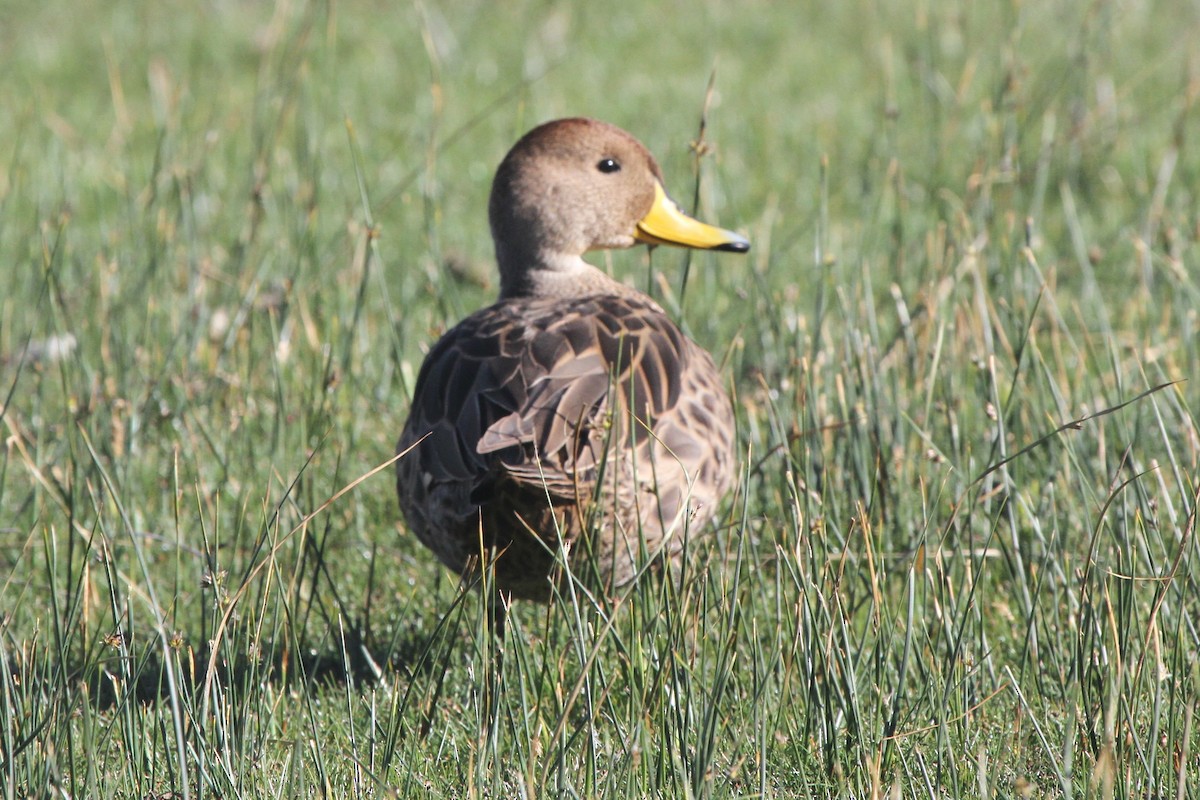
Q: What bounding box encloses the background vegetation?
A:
[2,0,1199,796]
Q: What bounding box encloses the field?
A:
[3,0,1200,796]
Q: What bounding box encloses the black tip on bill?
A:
[712,239,751,254]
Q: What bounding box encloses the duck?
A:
[396,117,749,608]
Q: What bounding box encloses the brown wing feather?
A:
[396,292,733,597]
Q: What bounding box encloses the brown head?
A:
[487,117,749,297]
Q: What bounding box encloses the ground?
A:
[2,0,1199,796]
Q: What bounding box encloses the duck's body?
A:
[396,118,748,601]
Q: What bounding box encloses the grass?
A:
[2,0,1200,796]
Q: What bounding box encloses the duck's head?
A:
[488,117,749,297]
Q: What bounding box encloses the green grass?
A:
[3,0,1200,796]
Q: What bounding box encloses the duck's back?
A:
[396,291,734,600]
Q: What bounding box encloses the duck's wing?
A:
[400,294,729,505]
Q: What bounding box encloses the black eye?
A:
[597,158,621,174]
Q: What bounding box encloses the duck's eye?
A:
[597,158,621,174]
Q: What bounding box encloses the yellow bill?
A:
[634,181,750,253]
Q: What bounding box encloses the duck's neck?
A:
[497,248,632,300]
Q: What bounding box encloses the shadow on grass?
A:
[2,611,461,716]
